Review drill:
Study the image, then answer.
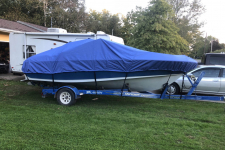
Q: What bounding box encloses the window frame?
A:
[23,45,36,59]
[191,68,222,78]
[221,68,225,77]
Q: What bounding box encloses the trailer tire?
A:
[57,88,76,106]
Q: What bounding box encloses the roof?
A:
[0,19,48,33]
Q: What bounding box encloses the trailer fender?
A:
[54,86,80,99]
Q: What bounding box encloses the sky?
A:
[85,0,225,43]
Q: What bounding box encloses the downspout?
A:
[23,32,27,79]
[24,33,27,60]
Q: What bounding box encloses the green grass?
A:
[0,80,225,149]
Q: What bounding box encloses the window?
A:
[23,45,36,59]
[192,68,220,77]
[209,56,225,65]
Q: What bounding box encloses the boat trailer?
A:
[41,72,224,105]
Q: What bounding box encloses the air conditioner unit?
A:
[97,31,106,34]
[47,28,67,33]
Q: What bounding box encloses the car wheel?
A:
[167,83,180,95]
[57,88,76,106]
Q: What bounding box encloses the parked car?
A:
[200,53,225,65]
[167,65,225,95]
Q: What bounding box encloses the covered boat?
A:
[22,39,197,91]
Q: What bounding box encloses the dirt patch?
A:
[0,73,25,81]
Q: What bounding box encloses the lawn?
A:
[0,80,225,149]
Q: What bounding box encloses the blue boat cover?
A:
[22,39,197,74]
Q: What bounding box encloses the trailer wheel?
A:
[57,88,76,106]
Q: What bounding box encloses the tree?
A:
[127,0,188,54]
[0,0,87,32]
[44,0,87,32]
[0,0,44,25]
[212,48,225,53]
[86,10,102,33]
[39,0,49,27]
[120,16,133,45]
[189,34,225,59]
[166,0,205,45]
[86,9,122,37]
[189,33,207,58]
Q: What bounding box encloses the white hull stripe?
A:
[27,74,182,83]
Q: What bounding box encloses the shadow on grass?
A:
[180,117,219,124]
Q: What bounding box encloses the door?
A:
[191,68,221,94]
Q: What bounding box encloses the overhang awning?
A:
[0,28,23,42]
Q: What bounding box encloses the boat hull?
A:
[26,71,183,91]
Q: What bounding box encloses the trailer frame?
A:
[41,72,225,105]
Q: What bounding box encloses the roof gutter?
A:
[0,28,23,33]
[24,33,27,60]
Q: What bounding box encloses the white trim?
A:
[0,40,9,43]
[26,32,96,36]
[0,28,23,33]
[24,33,27,60]
[27,74,182,83]
[12,32,96,36]
[97,74,169,81]
[28,78,95,82]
